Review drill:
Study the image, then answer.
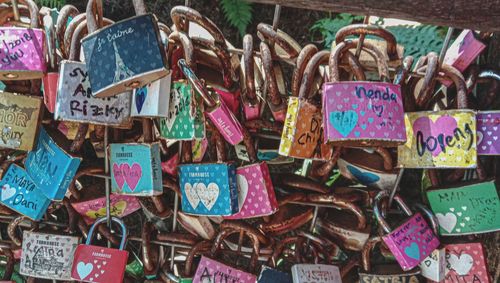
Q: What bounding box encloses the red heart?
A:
[121,163,142,191]
[112,163,125,190]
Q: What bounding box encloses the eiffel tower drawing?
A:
[112,41,135,82]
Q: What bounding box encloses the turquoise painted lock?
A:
[25,127,82,200]
[178,163,238,216]
[0,164,51,221]
[110,143,163,196]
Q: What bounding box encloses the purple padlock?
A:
[477,111,500,155]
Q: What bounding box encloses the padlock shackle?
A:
[69,18,114,61]
[43,14,57,70]
[132,0,147,15]
[260,41,285,107]
[415,52,439,109]
[191,36,237,90]
[413,203,440,236]
[307,193,367,230]
[257,23,301,60]
[85,0,103,34]
[241,126,258,163]
[361,236,383,272]
[0,5,30,27]
[212,124,227,162]
[335,24,399,61]
[7,215,34,246]
[178,58,217,108]
[373,191,413,234]
[292,44,318,97]
[56,5,79,59]
[329,39,389,83]
[243,34,258,103]
[63,13,86,57]
[438,64,468,109]
[1,0,39,28]
[184,240,212,277]
[171,6,226,47]
[141,221,159,275]
[86,216,128,250]
[168,31,195,70]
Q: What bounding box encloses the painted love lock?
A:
[110,143,163,196]
[159,81,206,140]
[444,243,491,283]
[0,92,43,151]
[398,110,477,168]
[0,27,46,79]
[322,82,406,146]
[476,111,500,155]
[291,264,342,283]
[257,266,292,283]
[55,60,132,126]
[178,163,238,216]
[24,127,81,200]
[71,194,141,224]
[337,158,397,190]
[0,164,50,221]
[224,162,278,219]
[427,181,500,235]
[192,256,256,283]
[419,248,447,282]
[20,231,80,280]
[131,73,171,117]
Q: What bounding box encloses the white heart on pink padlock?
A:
[236,174,249,211]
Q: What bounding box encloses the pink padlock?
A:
[241,34,263,121]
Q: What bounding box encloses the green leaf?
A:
[387,24,445,59]
[35,0,66,9]
[309,13,362,48]
[220,0,252,37]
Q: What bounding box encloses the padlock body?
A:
[358,265,423,283]
[337,158,397,191]
[71,244,129,283]
[72,194,141,224]
[257,266,292,283]
[0,164,51,221]
[398,110,476,168]
[193,256,256,283]
[322,81,406,146]
[0,27,46,80]
[131,73,171,117]
[427,180,500,235]
[43,72,59,113]
[25,127,82,200]
[279,97,333,160]
[382,212,440,271]
[20,231,80,280]
[419,248,446,282]
[160,81,205,140]
[291,264,341,283]
[179,163,238,216]
[224,162,278,219]
[215,87,240,114]
[110,143,163,196]
[206,99,244,145]
[81,14,168,97]
[476,111,500,155]
[55,60,132,126]
[0,91,43,151]
[444,243,491,283]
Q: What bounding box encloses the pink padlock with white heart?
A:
[225,162,278,219]
[192,256,256,283]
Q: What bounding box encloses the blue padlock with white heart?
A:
[178,163,238,216]
[131,73,171,117]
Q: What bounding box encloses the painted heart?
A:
[448,253,473,276]
[329,110,359,137]
[135,87,147,113]
[112,163,125,190]
[76,262,93,279]
[404,242,420,260]
[121,163,142,191]
[477,131,484,145]
[165,87,181,131]
[412,116,458,156]
[372,105,384,117]
[236,174,249,211]
[347,165,380,185]
[196,183,219,210]
[436,212,457,233]
[1,184,16,201]
[184,183,200,209]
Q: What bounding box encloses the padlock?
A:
[444,242,492,283]
[225,128,278,219]
[81,0,168,97]
[178,58,244,145]
[109,143,163,196]
[260,41,288,122]
[192,223,259,282]
[397,56,476,168]
[0,0,46,80]
[0,164,50,221]
[358,237,423,282]
[323,39,406,146]
[0,91,43,151]
[373,191,440,271]
[426,180,500,235]
[476,111,500,155]
[19,230,80,280]
[291,264,342,283]
[55,5,80,60]
[71,217,129,283]
[131,73,171,117]
[280,48,365,160]
[160,32,206,140]
[42,14,58,113]
[55,18,133,126]
[258,265,293,283]
[443,30,487,87]
[24,127,82,200]
[337,147,398,190]
[241,34,264,121]
[335,24,404,69]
